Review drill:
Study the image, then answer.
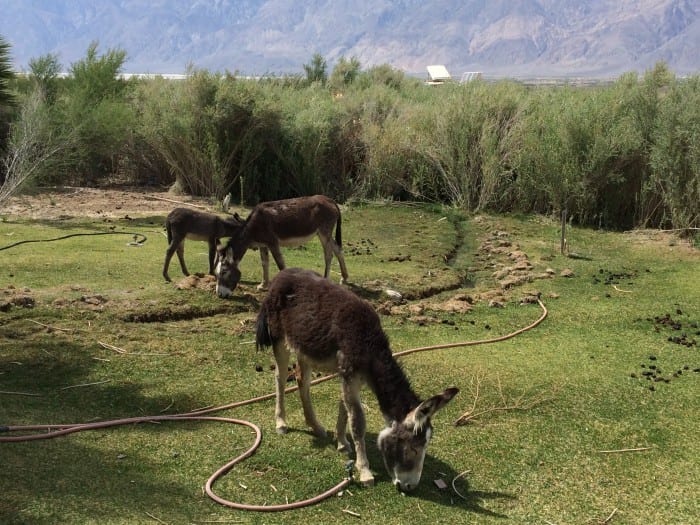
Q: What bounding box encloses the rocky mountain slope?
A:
[1,0,698,78]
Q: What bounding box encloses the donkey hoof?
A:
[336,439,351,454]
[276,425,289,435]
[359,474,375,487]
[312,427,327,439]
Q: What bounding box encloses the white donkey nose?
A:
[216,285,232,298]
[395,478,418,492]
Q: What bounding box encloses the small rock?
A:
[384,289,402,301]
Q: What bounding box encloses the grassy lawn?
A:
[1,200,698,524]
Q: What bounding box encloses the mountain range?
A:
[1,0,699,79]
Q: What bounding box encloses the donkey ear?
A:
[407,387,459,430]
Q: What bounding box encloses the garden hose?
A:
[0,231,147,251]
[0,298,547,511]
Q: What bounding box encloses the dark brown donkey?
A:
[215,195,349,297]
[256,268,459,491]
[162,207,244,282]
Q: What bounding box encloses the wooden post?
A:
[560,208,567,255]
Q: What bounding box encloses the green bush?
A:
[4,53,699,231]
[648,76,700,230]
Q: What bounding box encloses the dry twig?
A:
[454,371,557,425]
[28,319,81,332]
[145,511,169,524]
[98,341,127,354]
[597,447,652,454]
[612,285,632,293]
[146,195,207,209]
[0,390,41,397]
[60,380,111,390]
[601,507,618,524]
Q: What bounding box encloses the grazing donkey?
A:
[215,195,349,297]
[255,268,459,491]
[163,207,244,282]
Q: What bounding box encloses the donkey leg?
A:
[319,236,334,279]
[272,340,290,434]
[259,245,285,290]
[296,357,326,438]
[163,245,176,282]
[332,243,349,284]
[175,242,190,277]
[341,377,374,486]
[207,239,218,275]
[335,399,351,453]
[164,240,187,281]
[320,233,349,284]
[258,247,270,290]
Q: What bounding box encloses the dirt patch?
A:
[0,285,35,311]
[1,186,216,220]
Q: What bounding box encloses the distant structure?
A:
[119,73,188,80]
[460,71,483,83]
[425,64,452,85]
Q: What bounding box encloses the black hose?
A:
[0,231,147,251]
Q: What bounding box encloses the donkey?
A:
[255,268,459,491]
[215,195,349,297]
[163,207,244,282]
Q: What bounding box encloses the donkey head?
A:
[377,387,459,492]
[215,241,242,298]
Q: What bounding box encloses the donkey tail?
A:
[255,306,274,351]
[335,210,343,248]
[165,220,173,245]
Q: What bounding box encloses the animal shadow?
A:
[317,429,515,517]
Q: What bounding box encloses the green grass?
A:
[1,203,699,524]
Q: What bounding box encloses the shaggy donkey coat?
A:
[255,268,458,490]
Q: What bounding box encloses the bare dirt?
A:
[1,186,215,220]
[1,186,553,316]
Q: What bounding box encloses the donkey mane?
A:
[366,341,421,422]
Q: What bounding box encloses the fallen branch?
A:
[0,390,41,397]
[612,285,632,293]
[60,380,111,391]
[28,319,80,332]
[146,195,207,210]
[601,507,618,524]
[597,447,652,454]
[454,371,557,425]
[342,508,361,518]
[145,511,169,524]
[98,341,127,354]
